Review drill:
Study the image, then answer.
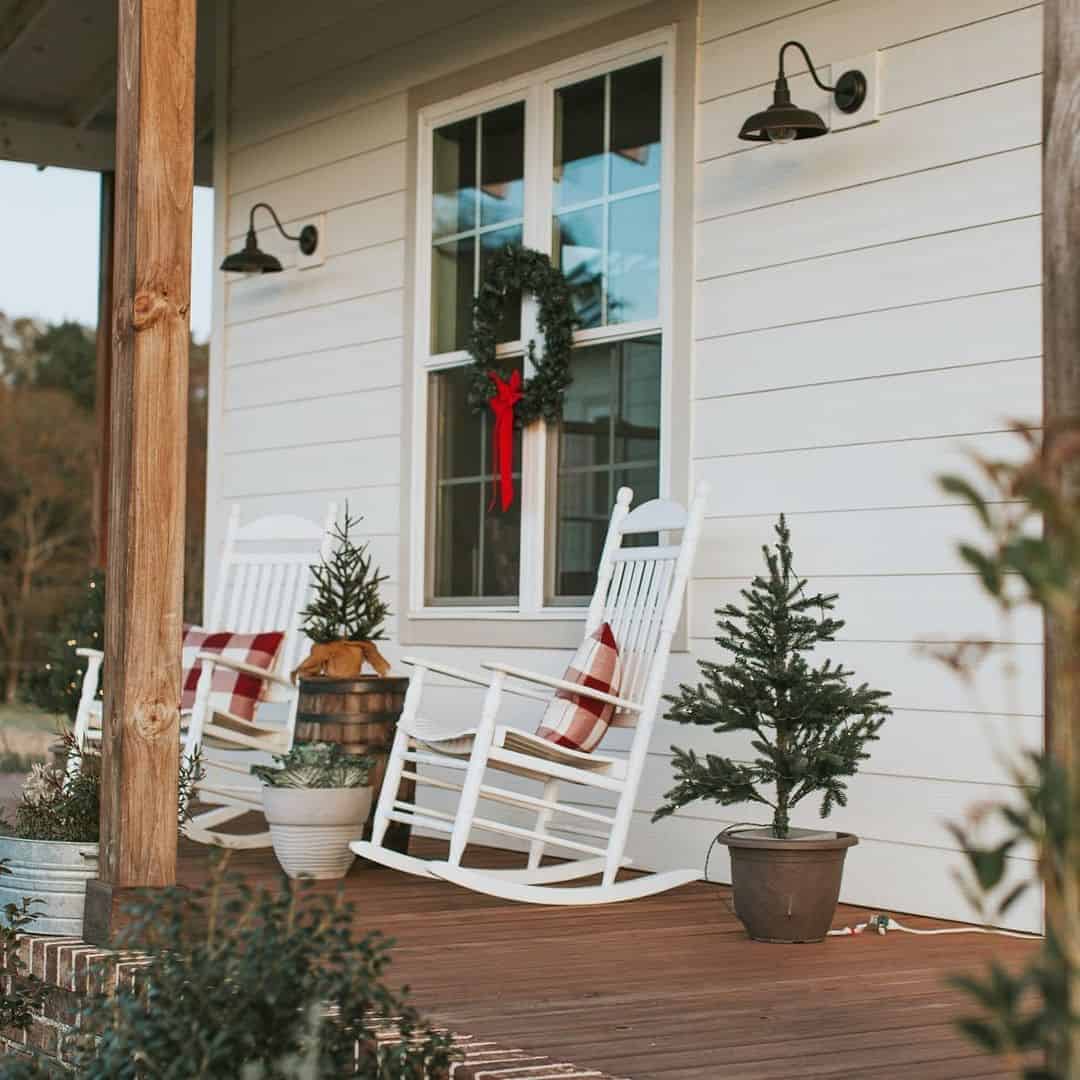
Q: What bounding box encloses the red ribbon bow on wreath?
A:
[487,369,523,512]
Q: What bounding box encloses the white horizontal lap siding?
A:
[212,0,1046,928]
[682,0,1044,927]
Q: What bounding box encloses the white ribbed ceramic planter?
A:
[261,786,372,879]
[0,835,99,935]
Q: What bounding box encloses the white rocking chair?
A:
[351,482,707,905]
[73,504,335,849]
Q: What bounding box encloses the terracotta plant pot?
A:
[719,828,858,943]
[261,786,373,880]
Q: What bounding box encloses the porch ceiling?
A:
[0,0,215,184]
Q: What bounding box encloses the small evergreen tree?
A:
[24,571,105,723]
[655,516,891,838]
[299,508,389,644]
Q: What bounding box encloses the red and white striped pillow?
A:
[181,627,285,722]
[535,622,621,753]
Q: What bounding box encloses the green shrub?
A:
[70,855,456,1078]
[2,734,201,844]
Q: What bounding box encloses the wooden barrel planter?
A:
[295,676,413,855]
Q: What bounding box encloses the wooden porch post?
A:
[1042,0,1080,1073]
[83,0,197,946]
[92,170,114,569]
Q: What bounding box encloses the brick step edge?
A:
[4,935,628,1080]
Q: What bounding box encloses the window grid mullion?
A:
[433,216,526,248]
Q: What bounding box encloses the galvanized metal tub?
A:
[0,835,99,936]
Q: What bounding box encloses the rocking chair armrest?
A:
[481,662,643,712]
[401,657,549,702]
[76,648,104,661]
[194,651,292,689]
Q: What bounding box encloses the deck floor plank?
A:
[176,835,1036,1079]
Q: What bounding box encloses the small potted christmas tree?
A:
[655,516,891,943]
[292,508,413,852]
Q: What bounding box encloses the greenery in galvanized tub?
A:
[252,742,372,790]
[67,853,456,1078]
[654,515,892,838]
[1,732,202,843]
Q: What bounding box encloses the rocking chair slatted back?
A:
[584,487,704,729]
[208,507,337,701]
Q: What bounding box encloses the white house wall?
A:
[212,0,1044,930]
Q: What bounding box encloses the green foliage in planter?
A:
[654,516,891,838]
[252,742,372,789]
[0,859,46,1032]
[10,737,100,843]
[23,571,105,723]
[3,733,202,843]
[939,427,1078,1078]
[299,508,389,644]
[69,854,456,1078]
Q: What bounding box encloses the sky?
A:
[0,160,214,343]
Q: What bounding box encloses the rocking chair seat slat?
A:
[406,723,627,779]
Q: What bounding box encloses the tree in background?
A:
[16,321,96,410]
[0,308,208,704]
[0,387,94,702]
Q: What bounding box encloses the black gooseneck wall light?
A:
[738,40,867,143]
[221,202,320,273]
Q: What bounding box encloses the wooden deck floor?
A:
[177,836,1036,1080]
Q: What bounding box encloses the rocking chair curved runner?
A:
[351,482,707,904]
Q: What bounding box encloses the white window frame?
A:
[408,28,676,622]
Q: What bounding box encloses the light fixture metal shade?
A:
[220,228,284,273]
[738,100,829,142]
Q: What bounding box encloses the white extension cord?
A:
[827,913,1039,941]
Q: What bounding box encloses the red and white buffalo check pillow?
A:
[535,622,621,753]
[181,627,285,722]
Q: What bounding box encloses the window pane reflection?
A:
[551,58,662,331]
[431,102,525,354]
[608,191,659,324]
[479,224,523,343]
[430,363,522,602]
[552,206,603,329]
[433,118,476,239]
[554,75,605,208]
[481,102,525,226]
[552,335,661,598]
[610,60,662,194]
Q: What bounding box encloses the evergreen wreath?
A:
[466,245,577,424]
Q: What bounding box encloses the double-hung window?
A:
[412,34,672,619]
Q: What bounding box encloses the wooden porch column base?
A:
[82,880,145,947]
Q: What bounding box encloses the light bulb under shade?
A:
[767,127,798,144]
